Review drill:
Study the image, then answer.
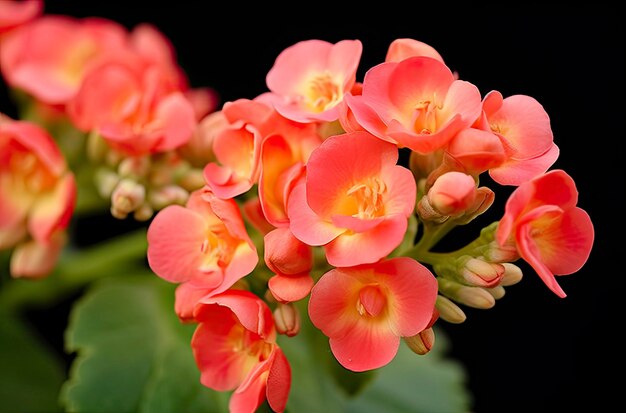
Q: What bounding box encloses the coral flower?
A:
[346,56,481,154]
[308,258,438,372]
[68,61,196,156]
[496,170,594,297]
[0,116,76,277]
[0,15,127,104]
[288,131,416,267]
[192,290,291,413]
[263,39,362,123]
[0,0,42,34]
[147,188,258,296]
[447,91,559,185]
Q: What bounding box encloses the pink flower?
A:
[147,188,258,296]
[448,91,559,185]
[0,0,42,34]
[288,131,416,267]
[192,290,291,413]
[308,258,438,372]
[0,15,127,104]
[262,39,362,123]
[385,38,444,63]
[496,170,594,297]
[68,60,196,156]
[0,116,76,277]
[346,56,481,154]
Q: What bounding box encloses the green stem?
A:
[0,229,149,312]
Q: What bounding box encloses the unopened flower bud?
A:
[482,240,520,263]
[178,168,205,192]
[148,185,189,210]
[500,263,523,286]
[427,172,477,216]
[459,256,504,288]
[111,179,145,219]
[438,278,495,309]
[456,187,495,225]
[486,286,506,300]
[118,156,150,179]
[273,303,300,337]
[435,295,466,324]
[404,328,435,355]
[133,203,154,221]
[416,196,448,223]
[95,168,120,198]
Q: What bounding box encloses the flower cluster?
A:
[0,3,595,413]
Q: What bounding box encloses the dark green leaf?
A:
[60,276,229,413]
[0,311,65,413]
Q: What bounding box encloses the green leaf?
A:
[60,276,229,413]
[280,299,472,413]
[0,311,65,413]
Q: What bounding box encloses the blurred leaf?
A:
[0,311,65,413]
[280,299,472,413]
[60,277,229,413]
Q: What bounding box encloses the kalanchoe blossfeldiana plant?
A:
[0,2,596,411]
[142,38,594,412]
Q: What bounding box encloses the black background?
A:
[1,3,623,412]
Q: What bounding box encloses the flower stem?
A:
[0,229,149,312]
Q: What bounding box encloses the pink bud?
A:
[264,227,312,276]
[427,172,477,216]
[404,328,435,355]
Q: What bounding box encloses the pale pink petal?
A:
[380,164,417,216]
[488,95,553,159]
[439,80,483,131]
[329,320,400,372]
[385,38,444,63]
[147,205,210,283]
[287,183,343,246]
[68,63,141,132]
[268,274,314,303]
[521,207,594,277]
[152,92,196,152]
[344,93,393,142]
[305,132,398,217]
[308,268,361,338]
[266,40,333,95]
[490,143,559,186]
[368,58,454,115]
[481,90,504,117]
[324,214,408,267]
[330,215,385,233]
[375,258,438,336]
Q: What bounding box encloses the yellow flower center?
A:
[305,72,341,113]
[345,178,387,219]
